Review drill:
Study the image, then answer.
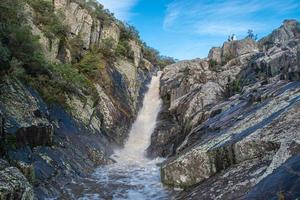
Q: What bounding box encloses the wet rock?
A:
[147,110,181,158]
[14,161,35,184]
[87,147,115,166]
[152,20,300,199]
[0,112,4,155]
[0,159,34,200]
[243,155,300,200]
[176,158,271,200]
[163,80,300,185]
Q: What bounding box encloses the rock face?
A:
[0,159,34,200]
[209,38,258,64]
[54,0,97,49]
[147,39,259,158]
[149,20,300,199]
[0,0,156,199]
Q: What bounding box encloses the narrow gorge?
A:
[1,0,300,200]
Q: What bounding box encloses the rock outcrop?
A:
[0,159,34,200]
[149,20,300,199]
[147,38,259,158]
[0,0,157,198]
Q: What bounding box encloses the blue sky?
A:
[97,0,300,60]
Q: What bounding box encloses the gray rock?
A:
[152,20,300,199]
[0,111,5,145]
[221,38,258,63]
[0,160,34,200]
[259,20,300,50]
[208,47,222,64]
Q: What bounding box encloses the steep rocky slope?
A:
[148,20,300,199]
[0,0,173,199]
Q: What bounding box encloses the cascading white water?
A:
[77,72,173,200]
[113,71,162,163]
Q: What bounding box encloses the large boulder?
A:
[0,112,4,141]
[54,0,94,49]
[152,20,300,199]
[259,20,300,50]
[208,47,222,64]
[221,38,258,63]
[100,22,120,47]
[0,112,4,155]
[162,79,300,189]
[0,159,34,200]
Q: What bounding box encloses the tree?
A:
[246,29,258,41]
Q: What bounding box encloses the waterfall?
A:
[114,71,162,163]
[78,72,172,200]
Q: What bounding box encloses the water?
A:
[75,72,173,200]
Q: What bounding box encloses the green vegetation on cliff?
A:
[0,0,175,109]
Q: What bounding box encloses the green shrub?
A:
[23,62,98,108]
[142,43,176,68]
[75,51,105,80]
[51,64,91,91]
[0,0,26,25]
[71,0,115,24]
[69,35,85,63]
[99,38,116,62]
[157,56,176,68]
[142,44,159,64]
[27,0,69,40]
[209,59,218,70]
[0,0,99,109]
[0,43,11,71]
[222,53,235,65]
[116,40,134,60]
[0,0,45,75]
[119,23,140,42]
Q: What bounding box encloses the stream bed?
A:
[66,72,175,200]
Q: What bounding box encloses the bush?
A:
[116,40,134,60]
[142,43,176,68]
[72,0,115,24]
[0,0,45,75]
[27,0,69,40]
[142,44,160,64]
[75,51,105,80]
[69,35,85,63]
[24,62,97,108]
[0,0,99,109]
[209,59,218,71]
[222,53,235,65]
[51,63,94,92]
[157,56,176,68]
[99,38,116,62]
[119,23,140,42]
[0,43,11,71]
[246,29,258,41]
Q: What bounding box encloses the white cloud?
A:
[163,0,300,36]
[97,0,138,21]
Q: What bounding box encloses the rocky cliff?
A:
[148,20,300,199]
[0,0,169,199]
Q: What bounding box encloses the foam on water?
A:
[78,72,173,200]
